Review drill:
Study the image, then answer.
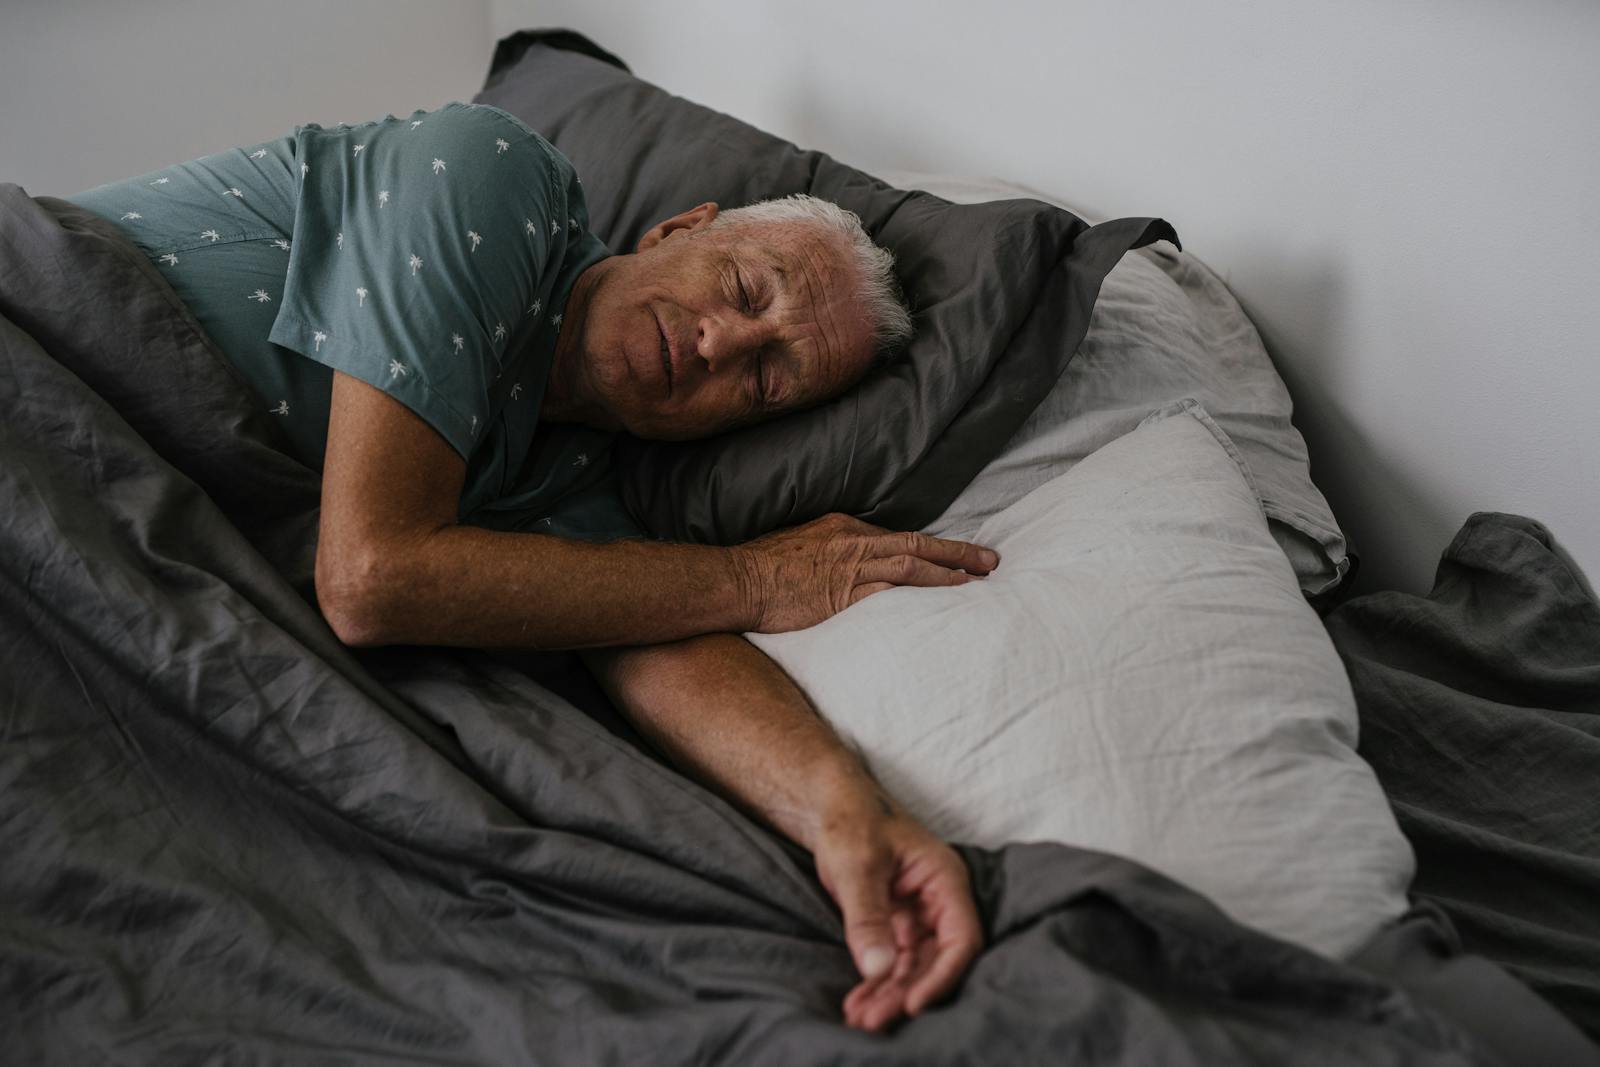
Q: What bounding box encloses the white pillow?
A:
[747,402,1411,959]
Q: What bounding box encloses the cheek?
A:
[680,383,752,438]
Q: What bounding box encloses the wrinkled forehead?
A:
[720,217,852,291]
[721,218,876,375]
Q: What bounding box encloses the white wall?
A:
[490,0,1600,595]
[0,0,494,196]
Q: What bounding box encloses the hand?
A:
[812,804,984,1033]
[734,513,999,634]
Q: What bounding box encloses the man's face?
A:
[565,204,877,440]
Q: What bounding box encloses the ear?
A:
[635,201,719,252]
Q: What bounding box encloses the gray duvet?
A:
[2,185,1594,1065]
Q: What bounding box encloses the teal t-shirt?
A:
[69,101,645,543]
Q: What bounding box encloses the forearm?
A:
[582,632,892,851]
[323,524,756,650]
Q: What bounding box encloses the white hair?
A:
[705,193,914,369]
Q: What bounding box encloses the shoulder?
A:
[295,102,553,156]
[410,103,564,161]
[296,102,580,201]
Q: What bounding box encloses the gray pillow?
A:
[476,30,1177,542]
[888,171,1351,595]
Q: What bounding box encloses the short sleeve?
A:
[463,467,650,544]
[269,102,581,460]
[538,474,651,544]
[459,421,651,544]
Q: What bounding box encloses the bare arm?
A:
[583,633,886,850]
[316,373,754,648]
[583,634,983,1032]
[317,373,996,650]
[316,374,987,1026]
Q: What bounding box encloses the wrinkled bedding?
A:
[3,185,1596,1065]
[1328,513,1600,1043]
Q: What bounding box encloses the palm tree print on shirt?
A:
[271,239,291,252]
[451,333,465,354]
[336,231,345,249]
[378,191,390,209]
[388,360,408,379]
[409,254,423,275]
[493,322,507,343]
[313,330,328,352]
[410,121,423,131]
[525,219,537,236]
[120,212,142,221]
[431,158,447,175]
[271,400,289,415]
[158,253,178,267]
[149,177,170,186]
[200,229,221,243]
[249,290,272,303]
[468,230,482,252]
[510,382,523,400]
[356,287,368,307]
[250,149,267,159]
[495,138,510,154]
[353,144,365,157]
[528,298,541,317]
[224,187,244,198]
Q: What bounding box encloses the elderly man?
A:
[70,100,998,1032]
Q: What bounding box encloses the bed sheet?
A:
[1328,512,1600,1042]
[3,181,1595,1064]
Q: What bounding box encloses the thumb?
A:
[832,857,898,981]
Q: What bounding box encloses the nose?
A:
[695,311,767,372]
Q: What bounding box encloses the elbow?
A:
[315,541,400,648]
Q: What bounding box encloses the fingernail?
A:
[979,549,999,568]
[860,946,894,979]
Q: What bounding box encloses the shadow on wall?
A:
[1234,250,1463,597]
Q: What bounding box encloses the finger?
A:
[847,580,895,607]
[844,914,916,1026]
[852,971,911,1033]
[842,960,895,1014]
[904,893,983,1016]
[829,853,898,983]
[844,907,921,1030]
[845,945,909,1021]
[843,973,901,1030]
[887,532,1000,575]
[892,907,917,949]
[886,854,983,1016]
[858,554,984,591]
[889,910,918,984]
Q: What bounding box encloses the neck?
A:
[540,259,619,430]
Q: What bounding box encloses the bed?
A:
[3,27,1598,1066]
